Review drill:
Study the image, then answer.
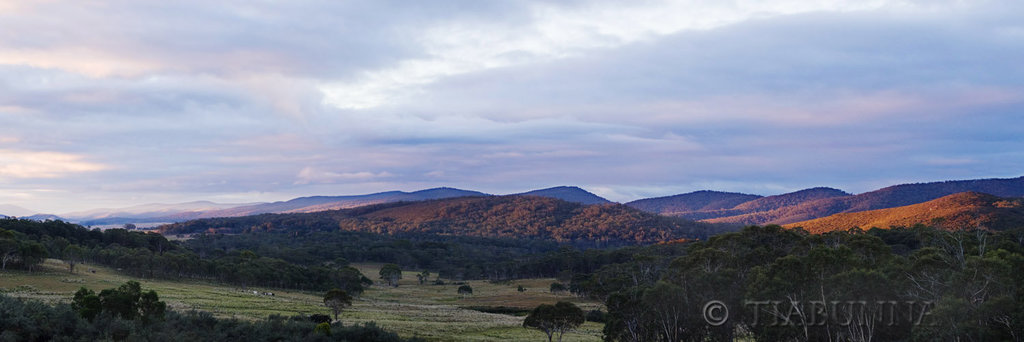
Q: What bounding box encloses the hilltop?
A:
[784,192,1024,233]
[626,188,850,221]
[516,186,611,205]
[625,191,761,217]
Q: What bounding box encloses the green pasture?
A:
[0,259,603,341]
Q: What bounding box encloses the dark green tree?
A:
[0,229,17,270]
[457,284,473,296]
[71,287,101,321]
[550,282,568,294]
[18,241,46,271]
[99,281,143,320]
[139,289,166,323]
[379,264,402,287]
[523,301,585,342]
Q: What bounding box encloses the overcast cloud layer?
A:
[1,0,1022,213]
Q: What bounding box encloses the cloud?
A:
[0,150,107,179]
[319,0,901,109]
[295,167,393,185]
[1,0,1022,212]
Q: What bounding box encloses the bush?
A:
[309,314,332,324]
[585,309,606,323]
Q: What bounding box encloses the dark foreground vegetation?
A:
[0,291,410,342]
[570,225,1024,341]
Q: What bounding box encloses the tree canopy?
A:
[323,288,353,321]
[523,301,585,342]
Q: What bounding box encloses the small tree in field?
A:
[416,270,430,285]
[64,245,85,273]
[457,284,473,296]
[549,282,567,294]
[523,301,585,342]
[379,264,402,287]
[323,288,352,321]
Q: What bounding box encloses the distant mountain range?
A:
[191,187,490,219]
[159,195,726,244]
[785,192,1024,233]
[11,176,1024,232]
[19,186,608,226]
[626,177,1024,227]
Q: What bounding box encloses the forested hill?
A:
[159,195,732,244]
[785,192,1024,233]
[625,190,761,216]
[707,176,1024,225]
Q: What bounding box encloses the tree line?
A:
[180,229,689,281]
[0,218,370,293]
[1,217,668,291]
[568,225,1024,341]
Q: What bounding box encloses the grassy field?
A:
[0,259,603,341]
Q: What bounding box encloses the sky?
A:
[1,0,1023,214]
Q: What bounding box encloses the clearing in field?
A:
[0,259,603,341]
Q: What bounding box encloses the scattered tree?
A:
[549,282,567,294]
[323,288,353,321]
[63,244,85,273]
[379,264,402,287]
[523,301,585,342]
[416,270,431,285]
[457,285,473,296]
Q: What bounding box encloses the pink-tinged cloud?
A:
[0,150,107,179]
